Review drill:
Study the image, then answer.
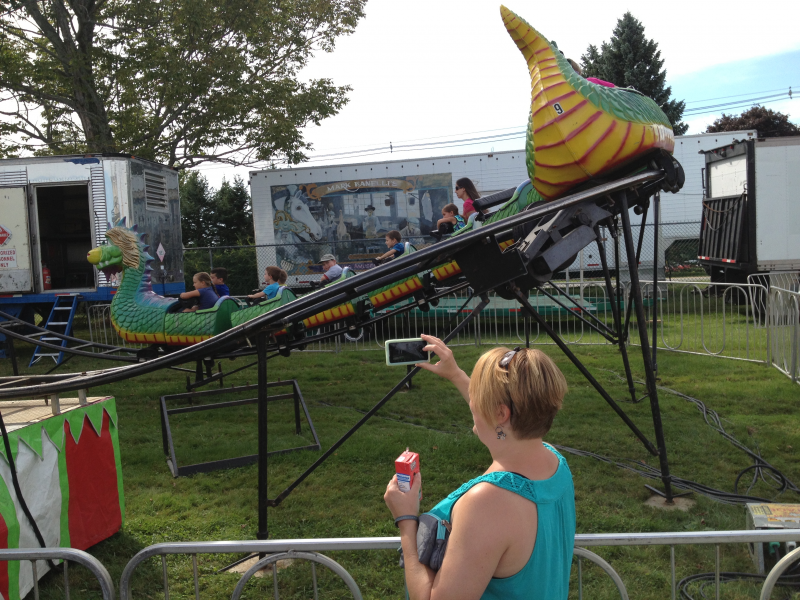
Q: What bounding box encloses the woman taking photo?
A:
[384,335,575,600]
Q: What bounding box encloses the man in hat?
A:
[319,253,344,284]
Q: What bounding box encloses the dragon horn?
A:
[500,5,674,200]
[132,224,139,233]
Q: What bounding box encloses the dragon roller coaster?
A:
[0,7,688,545]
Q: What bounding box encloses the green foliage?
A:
[580,13,688,135]
[180,171,259,293]
[0,0,366,167]
[706,105,800,137]
[179,172,253,247]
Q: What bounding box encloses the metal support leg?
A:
[293,382,301,435]
[652,192,660,376]
[621,203,649,341]
[513,290,658,456]
[618,191,674,502]
[595,227,637,403]
[257,331,269,540]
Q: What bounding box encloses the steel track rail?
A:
[0,170,664,400]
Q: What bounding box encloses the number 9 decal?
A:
[553,103,564,115]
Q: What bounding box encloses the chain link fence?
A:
[87,221,800,384]
[180,221,707,294]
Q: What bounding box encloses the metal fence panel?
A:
[119,530,800,600]
[768,286,800,383]
[0,547,115,600]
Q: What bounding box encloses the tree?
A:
[706,106,800,138]
[179,171,253,248]
[178,171,214,248]
[179,172,258,292]
[208,177,253,247]
[179,172,253,247]
[0,0,366,168]
[581,13,688,135]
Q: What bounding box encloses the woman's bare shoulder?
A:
[453,481,520,520]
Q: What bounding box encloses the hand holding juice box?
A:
[395,448,420,494]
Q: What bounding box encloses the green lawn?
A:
[2,330,799,599]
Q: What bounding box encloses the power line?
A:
[684,97,792,118]
[684,91,791,114]
[297,87,794,163]
[684,85,796,105]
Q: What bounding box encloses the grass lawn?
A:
[2,332,799,599]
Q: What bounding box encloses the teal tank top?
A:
[427,444,576,600]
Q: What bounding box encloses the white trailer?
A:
[698,136,800,283]
[0,154,183,297]
[249,132,757,287]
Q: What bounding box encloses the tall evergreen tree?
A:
[581,13,688,135]
[179,171,214,248]
[179,173,254,247]
[210,177,254,247]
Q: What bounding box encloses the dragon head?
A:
[87,219,148,277]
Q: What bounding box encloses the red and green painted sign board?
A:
[0,398,123,599]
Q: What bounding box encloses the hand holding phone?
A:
[385,338,430,366]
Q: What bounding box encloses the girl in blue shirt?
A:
[180,272,219,312]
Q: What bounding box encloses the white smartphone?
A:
[385,338,430,366]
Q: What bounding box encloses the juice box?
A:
[395,449,420,493]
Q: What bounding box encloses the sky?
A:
[199,0,800,189]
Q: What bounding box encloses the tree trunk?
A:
[70,63,116,153]
[21,0,116,152]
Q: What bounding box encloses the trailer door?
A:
[0,187,33,292]
[698,148,751,268]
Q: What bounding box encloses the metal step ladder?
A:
[29,294,79,366]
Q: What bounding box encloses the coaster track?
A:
[0,168,668,400]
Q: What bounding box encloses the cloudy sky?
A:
[200,0,800,188]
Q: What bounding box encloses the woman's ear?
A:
[495,403,511,426]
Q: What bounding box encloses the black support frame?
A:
[159,378,320,479]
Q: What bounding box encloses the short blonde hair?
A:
[468,347,567,439]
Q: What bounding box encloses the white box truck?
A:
[698,136,800,283]
[0,154,183,296]
[0,154,184,359]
